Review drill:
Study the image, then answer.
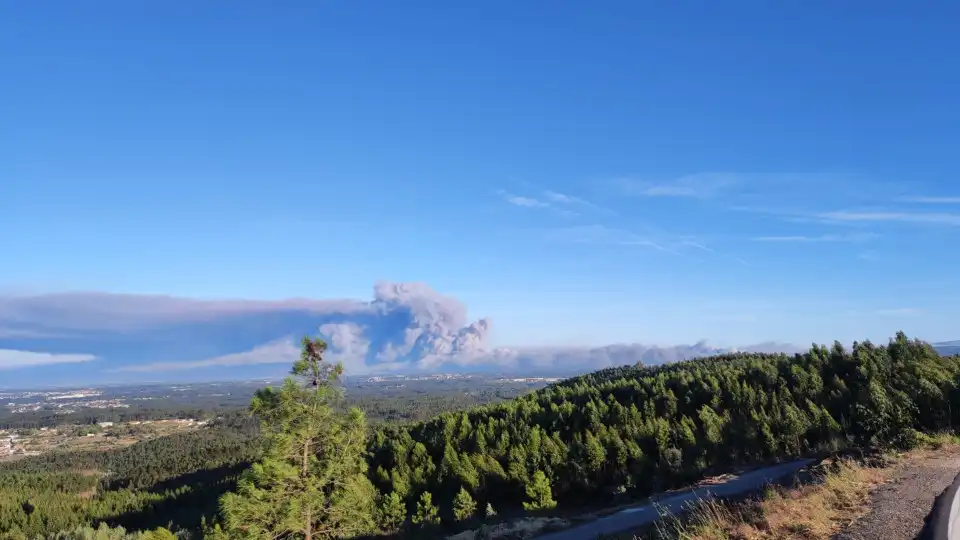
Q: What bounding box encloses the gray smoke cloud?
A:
[369,281,492,366]
[0,281,804,379]
[0,291,367,330]
[318,322,371,370]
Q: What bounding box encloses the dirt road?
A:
[834,446,960,540]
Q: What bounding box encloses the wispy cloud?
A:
[543,190,618,216]
[677,236,751,265]
[900,196,960,204]
[734,204,960,231]
[543,225,681,254]
[876,308,922,317]
[498,188,616,218]
[750,232,878,243]
[543,190,585,205]
[725,254,751,266]
[501,180,749,264]
[678,239,714,252]
[616,173,742,199]
[816,211,960,226]
[0,349,97,370]
[540,226,750,264]
[503,194,550,208]
[701,173,918,221]
[497,189,576,216]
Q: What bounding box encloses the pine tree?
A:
[484,502,497,519]
[375,491,407,532]
[412,492,440,527]
[141,529,178,540]
[216,337,376,540]
[583,431,606,473]
[523,470,557,511]
[452,487,477,521]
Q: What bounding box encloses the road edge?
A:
[534,459,816,540]
[927,470,960,540]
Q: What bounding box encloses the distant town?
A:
[357,373,562,384]
[1,389,130,414]
[1,372,562,395]
[0,418,208,459]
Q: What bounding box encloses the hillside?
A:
[366,332,960,528]
[935,341,960,356]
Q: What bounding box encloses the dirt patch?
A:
[76,469,102,499]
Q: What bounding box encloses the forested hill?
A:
[366,333,960,522]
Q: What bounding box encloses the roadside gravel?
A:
[833,446,960,540]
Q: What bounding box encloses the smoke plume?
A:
[0,281,802,384]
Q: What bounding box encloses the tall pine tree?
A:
[215,337,376,539]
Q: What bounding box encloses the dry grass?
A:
[646,459,889,540]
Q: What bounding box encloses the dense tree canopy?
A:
[366,333,960,528]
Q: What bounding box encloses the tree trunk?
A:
[304,438,312,540]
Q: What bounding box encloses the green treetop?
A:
[215,337,376,540]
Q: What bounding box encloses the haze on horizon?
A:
[3,2,959,385]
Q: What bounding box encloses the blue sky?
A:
[3,1,959,352]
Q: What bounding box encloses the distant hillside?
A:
[935,341,960,356]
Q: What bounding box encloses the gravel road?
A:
[536,459,815,540]
[834,447,960,540]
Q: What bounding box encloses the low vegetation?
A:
[45,523,178,540]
